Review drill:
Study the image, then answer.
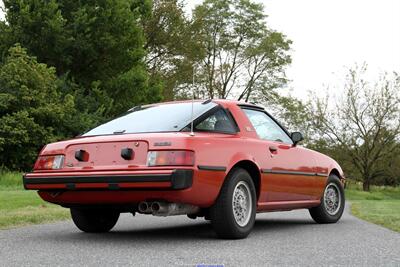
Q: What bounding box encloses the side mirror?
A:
[291,132,304,146]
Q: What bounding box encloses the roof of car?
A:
[213,99,265,110]
[138,99,264,110]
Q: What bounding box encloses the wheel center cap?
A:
[239,199,246,209]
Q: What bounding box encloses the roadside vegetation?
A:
[0,171,69,229]
[345,182,400,233]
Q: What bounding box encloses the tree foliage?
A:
[0,45,87,170]
[2,0,161,116]
[142,0,291,101]
[308,66,400,190]
[188,0,291,100]
[143,0,193,100]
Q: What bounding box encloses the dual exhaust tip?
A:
[138,201,199,217]
[138,201,161,214]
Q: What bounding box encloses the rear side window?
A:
[242,109,293,144]
[196,109,236,133]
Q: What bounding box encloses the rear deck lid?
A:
[63,140,148,170]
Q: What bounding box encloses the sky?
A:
[1,0,399,99]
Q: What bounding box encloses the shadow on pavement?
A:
[40,217,315,243]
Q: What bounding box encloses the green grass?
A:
[345,183,400,201]
[350,201,400,232]
[0,171,24,190]
[345,183,400,232]
[0,171,69,229]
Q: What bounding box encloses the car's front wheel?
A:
[70,208,120,233]
[210,168,256,239]
[309,174,345,223]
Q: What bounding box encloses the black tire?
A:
[70,208,120,233]
[309,174,345,224]
[210,168,256,239]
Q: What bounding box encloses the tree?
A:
[0,45,85,170]
[0,20,11,61]
[143,0,193,100]
[309,65,400,191]
[2,0,161,116]
[187,0,291,100]
[384,146,400,186]
[252,90,312,136]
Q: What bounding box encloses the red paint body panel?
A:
[24,99,345,212]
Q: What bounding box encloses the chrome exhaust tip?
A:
[138,201,152,214]
[151,202,161,212]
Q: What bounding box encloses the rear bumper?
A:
[23,167,227,207]
[23,169,193,190]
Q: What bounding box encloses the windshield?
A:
[83,101,217,136]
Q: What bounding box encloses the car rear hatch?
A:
[23,137,194,190]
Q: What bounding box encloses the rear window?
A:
[83,101,217,136]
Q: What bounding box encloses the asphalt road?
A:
[1,205,399,267]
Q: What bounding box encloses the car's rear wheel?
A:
[210,168,256,239]
[309,174,345,223]
[70,208,120,233]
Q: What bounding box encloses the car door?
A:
[242,108,317,202]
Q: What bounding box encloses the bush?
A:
[0,45,86,170]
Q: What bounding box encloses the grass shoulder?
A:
[0,171,69,230]
[345,182,400,233]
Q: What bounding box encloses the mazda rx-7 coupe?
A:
[23,99,345,239]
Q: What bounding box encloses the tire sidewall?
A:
[321,175,345,221]
[70,208,120,233]
[221,168,257,236]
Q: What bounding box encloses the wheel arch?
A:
[226,160,261,201]
[329,168,346,187]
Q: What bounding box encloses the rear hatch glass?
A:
[83,101,217,136]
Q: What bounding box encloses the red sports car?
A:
[23,99,345,239]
